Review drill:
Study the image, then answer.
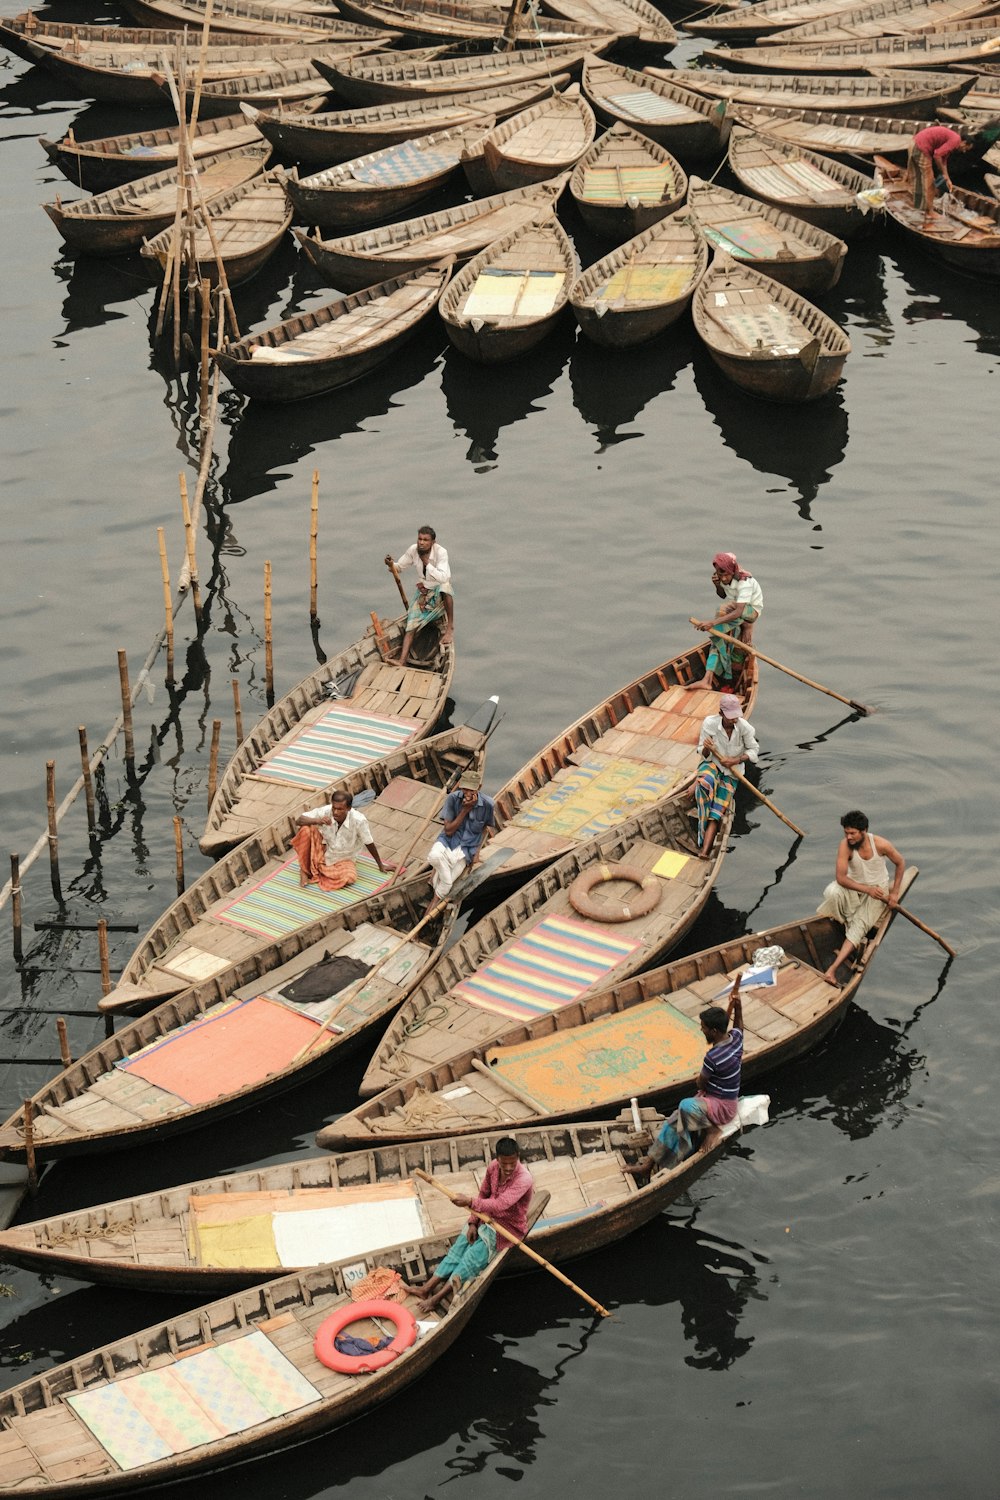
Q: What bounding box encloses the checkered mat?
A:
[351,140,459,186]
[452,913,642,1022]
[215,856,390,940]
[257,704,422,788]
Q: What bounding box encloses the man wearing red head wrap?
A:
[687,554,764,693]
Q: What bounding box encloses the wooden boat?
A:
[141,172,292,287]
[332,0,618,44]
[167,59,363,120]
[39,114,264,193]
[568,121,687,239]
[570,211,708,347]
[294,175,567,289]
[244,76,571,165]
[682,0,994,38]
[438,216,580,362]
[541,0,678,47]
[0,1198,548,1496]
[760,0,1000,45]
[0,15,287,63]
[42,145,270,257]
[282,120,493,230]
[477,86,597,193]
[318,43,603,107]
[692,253,851,402]
[0,1103,768,1292]
[686,175,847,292]
[323,876,916,1149]
[874,153,1000,274]
[710,22,1000,72]
[726,104,927,160]
[118,0,346,37]
[581,56,731,163]
[728,125,875,238]
[358,794,734,1098]
[987,171,1000,199]
[202,616,455,858]
[215,263,451,402]
[936,68,1000,123]
[650,65,974,119]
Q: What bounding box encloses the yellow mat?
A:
[189,1181,419,1268]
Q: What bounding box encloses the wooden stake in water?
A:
[78,726,96,831]
[157,526,175,683]
[179,473,201,620]
[310,470,319,622]
[56,1017,72,1069]
[264,560,274,705]
[232,678,244,745]
[199,277,211,426]
[22,1098,38,1198]
[10,853,22,964]
[97,918,112,998]
[45,760,62,904]
[173,815,185,895]
[208,719,222,812]
[117,651,135,764]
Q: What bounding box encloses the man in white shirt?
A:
[694,694,760,859]
[291,791,396,890]
[385,525,453,667]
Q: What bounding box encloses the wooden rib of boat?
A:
[118,0,345,38]
[244,76,571,164]
[728,124,875,237]
[682,0,993,38]
[987,171,1000,199]
[650,65,975,118]
[728,103,925,159]
[0,875,461,1161]
[201,619,456,858]
[215,263,451,402]
[0,1104,768,1292]
[686,175,848,291]
[569,121,687,239]
[760,0,1000,45]
[582,55,731,162]
[141,172,292,286]
[318,43,603,107]
[294,175,567,289]
[323,877,915,1150]
[39,114,264,192]
[333,0,618,44]
[439,216,580,362]
[936,68,1000,119]
[570,212,707,346]
[692,252,851,402]
[874,152,1000,274]
[541,0,678,47]
[0,1199,548,1498]
[42,144,270,257]
[358,794,733,1099]
[478,86,597,193]
[283,120,493,229]
[711,21,1000,72]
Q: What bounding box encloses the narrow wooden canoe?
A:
[319,43,603,107]
[683,0,993,38]
[541,0,678,47]
[333,0,618,44]
[42,144,270,257]
[937,68,1000,120]
[119,0,345,37]
[686,175,847,292]
[0,1198,548,1497]
[141,172,293,286]
[439,216,580,362]
[0,1103,768,1291]
[244,75,571,164]
[727,103,928,160]
[0,15,289,63]
[711,22,1000,73]
[39,114,264,193]
[728,124,875,238]
[650,65,975,119]
[282,120,493,230]
[692,252,851,402]
[215,263,451,402]
[569,120,687,239]
[323,876,916,1149]
[478,85,597,192]
[874,153,1000,275]
[202,616,455,857]
[166,59,349,119]
[358,794,734,1098]
[294,175,567,289]
[582,55,731,162]
[760,0,1000,45]
[570,211,708,347]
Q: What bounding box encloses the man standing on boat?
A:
[291,790,397,891]
[817,811,906,987]
[688,551,763,692]
[907,122,1000,220]
[694,693,759,860]
[427,769,494,902]
[385,525,454,668]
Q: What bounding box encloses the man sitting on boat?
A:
[427,769,495,901]
[694,693,760,860]
[688,551,763,693]
[817,810,905,987]
[291,790,397,891]
[385,525,454,668]
[405,1138,534,1314]
[625,981,744,1182]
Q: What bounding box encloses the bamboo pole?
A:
[264,561,274,704]
[45,761,62,903]
[78,727,95,831]
[179,473,201,620]
[56,1018,71,1069]
[691,621,875,716]
[309,470,319,622]
[173,816,185,895]
[412,1168,611,1318]
[97,918,112,998]
[867,895,956,959]
[704,754,805,840]
[117,651,135,764]
[388,560,409,610]
[199,277,211,426]
[22,1098,38,1198]
[470,1056,547,1114]
[232,678,244,744]
[207,719,222,811]
[157,526,175,683]
[10,854,22,963]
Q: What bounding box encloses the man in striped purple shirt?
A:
[626,980,744,1180]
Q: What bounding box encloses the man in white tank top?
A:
[817,810,906,986]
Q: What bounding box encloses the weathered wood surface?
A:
[569,120,687,240]
[582,56,731,162]
[648,65,974,119]
[727,124,875,238]
[875,153,1000,277]
[686,175,848,293]
[570,210,708,348]
[40,114,264,192]
[439,215,580,362]
[140,172,293,286]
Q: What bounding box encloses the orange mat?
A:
[120,997,321,1106]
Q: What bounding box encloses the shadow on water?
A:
[891,243,1000,355]
[569,322,696,451]
[440,322,574,471]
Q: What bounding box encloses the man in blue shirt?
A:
[427,769,495,900]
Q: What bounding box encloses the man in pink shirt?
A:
[405,1139,534,1313]
[909,124,971,218]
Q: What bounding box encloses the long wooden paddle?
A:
[412,1167,611,1319]
[868,894,956,958]
[704,754,805,839]
[387,712,504,889]
[387,560,409,610]
[690,620,875,716]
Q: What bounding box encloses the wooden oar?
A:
[690,620,875,715]
[869,895,956,958]
[387,712,503,889]
[704,754,805,839]
[412,1168,611,1319]
[387,560,409,610]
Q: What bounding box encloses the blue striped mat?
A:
[215,856,389,940]
[258,705,422,789]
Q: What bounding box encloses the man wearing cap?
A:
[687,552,764,693]
[427,770,495,900]
[694,694,760,860]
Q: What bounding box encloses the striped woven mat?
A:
[257,704,422,788]
[606,89,692,123]
[582,165,672,203]
[452,913,641,1022]
[215,856,389,940]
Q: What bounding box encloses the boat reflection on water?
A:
[569,323,695,452]
[440,322,573,470]
[893,245,1000,357]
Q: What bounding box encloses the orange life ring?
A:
[568,863,662,923]
[313,1298,418,1374]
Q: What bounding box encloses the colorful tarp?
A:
[215,856,389,940]
[452,913,641,1022]
[257,704,421,788]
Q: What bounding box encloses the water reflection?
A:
[440,324,573,471]
[53,254,152,334]
[894,246,1000,356]
[569,325,695,452]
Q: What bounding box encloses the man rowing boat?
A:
[687,551,763,692]
[817,810,906,987]
[694,693,760,860]
[385,525,454,668]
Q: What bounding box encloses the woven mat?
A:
[256,704,422,788]
[463,268,564,318]
[606,89,692,122]
[352,140,457,186]
[581,165,672,203]
[452,913,641,1022]
[484,998,706,1111]
[702,219,787,257]
[600,264,693,303]
[215,855,389,940]
[511,757,680,838]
